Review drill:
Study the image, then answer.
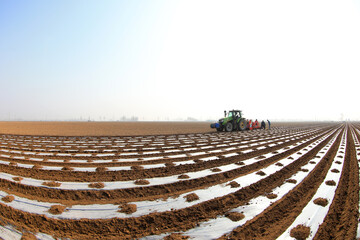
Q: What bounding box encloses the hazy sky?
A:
[1,0,360,121]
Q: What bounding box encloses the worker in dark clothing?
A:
[267,119,271,130]
[261,120,266,129]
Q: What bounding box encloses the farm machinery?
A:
[210,110,261,132]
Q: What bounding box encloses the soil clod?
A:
[184,193,199,202]
[2,195,15,203]
[118,203,137,214]
[313,198,328,207]
[225,212,245,222]
[290,224,310,240]
[48,205,66,215]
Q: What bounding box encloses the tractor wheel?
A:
[225,122,233,132]
[238,119,246,131]
[216,127,223,132]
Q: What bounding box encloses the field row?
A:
[0,122,358,239]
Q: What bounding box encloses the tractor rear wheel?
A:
[225,122,233,132]
[238,119,246,131]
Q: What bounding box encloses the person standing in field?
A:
[267,119,271,130]
[261,120,266,129]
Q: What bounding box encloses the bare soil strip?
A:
[0,121,212,136]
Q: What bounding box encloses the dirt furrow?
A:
[0,132,309,168]
[0,129,331,205]
[313,125,359,239]
[0,129,330,183]
[0,128,321,166]
[0,127,338,239]
[218,127,343,240]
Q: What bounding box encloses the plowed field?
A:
[0,122,359,240]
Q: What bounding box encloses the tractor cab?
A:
[224,110,241,119]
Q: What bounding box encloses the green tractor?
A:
[210,110,247,132]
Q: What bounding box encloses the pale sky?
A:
[1,0,360,122]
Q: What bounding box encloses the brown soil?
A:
[225,212,245,222]
[62,166,74,171]
[42,181,61,187]
[131,165,144,171]
[211,168,221,172]
[314,128,359,239]
[32,164,42,169]
[178,174,190,179]
[256,171,266,176]
[219,127,341,239]
[0,121,211,136]
[290,224,311,240]
[134,179,150,185]
[48,205,66,215]
[118,203,137,214]
[266,193,278,199]
[96,167,108,172]
[1,122,355,240]
[313,198,328,207]
[12,177,23,182]
[286,179,297,184]
[165,162,175,167]
[2,195,15,203]
[0,129,317,184]
[0,129,327,207]
[227,181,240,188]
[325,180,336,186]
[163,233,189,240]
[184,193,199,202]
[20,232,37,240]
[88,182,105,189]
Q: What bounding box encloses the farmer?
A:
[267,119,271,130]
[261,120,266,129]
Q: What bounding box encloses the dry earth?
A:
[0,121,358,240]
[0,121,291,136]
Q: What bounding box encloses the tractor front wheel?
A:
[225,122,233,132]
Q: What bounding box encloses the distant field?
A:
[0,121,308,136]
[0,121,212,136]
